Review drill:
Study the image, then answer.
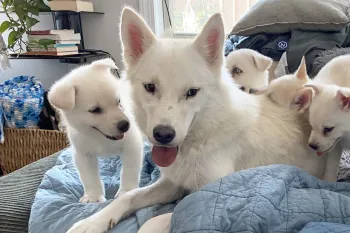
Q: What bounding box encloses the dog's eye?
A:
[232,67,242,74]
[144,84,156,94]
[249,88,255,94]
[323,127,334,135]
[239,86,245,92]
[89,106,102,114]
[186,88,200,99]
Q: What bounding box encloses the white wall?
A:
[0,0,139,88]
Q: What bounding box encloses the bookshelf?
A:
[1,10,107,64]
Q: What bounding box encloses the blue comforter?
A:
[30,147,350,233]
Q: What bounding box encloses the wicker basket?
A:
[0,128,68,174]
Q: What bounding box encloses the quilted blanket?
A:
[171,165,350,233]
[30,147,350,233]
[29,145,177,233]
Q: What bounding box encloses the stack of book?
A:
[26,30,81,56]
[49,0,94,12]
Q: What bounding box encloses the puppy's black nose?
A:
[309,143,319,151]
[153,125,176,145]
[117,120,130,133]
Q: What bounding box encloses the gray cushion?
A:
[0,153,59,233]
[231,0,350,36]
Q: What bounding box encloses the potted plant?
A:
[0,0,54,55]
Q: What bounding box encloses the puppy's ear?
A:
[295,57,308,82]
[335,89,350,111]
[290,87,313,113]
[192,13,225,69]
[252,53,272,72]
[120,7,156,67]
[92,58,119,70]
[48,81,76,111]
[304,84,322,96]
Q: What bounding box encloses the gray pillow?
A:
[231,0,350,36]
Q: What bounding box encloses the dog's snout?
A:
[153,125,176,145]
[117,120,130,133]
[309,143,319,151]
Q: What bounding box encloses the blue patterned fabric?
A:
[0,76,44,142]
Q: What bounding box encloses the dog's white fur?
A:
[49,59,143,203]
[255,57,342,181]
[67,8,329,233]
[226,49,272,93]
[305,55,350,154]
[259,57,313,113]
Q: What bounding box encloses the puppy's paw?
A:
[79,194,106,203]
[67,215,115,233]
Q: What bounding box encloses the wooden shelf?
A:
[9,51,109,64]
[0,10,104,14]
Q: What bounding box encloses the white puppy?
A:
[259,57,313,112]
[226,49,272,93]
[48,58,143,203]
[67,8,328,233]
[255,57,341,181]
[305,55,350,155]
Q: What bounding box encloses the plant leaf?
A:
[25,16,39,28]
[36,0,50,11]
[38,38,55,50]
[27,6,40,16]
[8,30,18,47]
[0,21,11,34]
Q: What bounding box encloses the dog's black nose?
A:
[117,120,130,133]
[309,143,319,151]
[153,125,176,144]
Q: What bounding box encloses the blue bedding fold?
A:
[30,148,350,233]
[170,165,350,233]
[29,145,176,233]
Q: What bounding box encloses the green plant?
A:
[0,0,55,54]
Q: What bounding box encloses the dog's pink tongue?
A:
[152,146,177,167]
[317,152,324,156]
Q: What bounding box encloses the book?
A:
[53,0,91,1]
[27,30,74,35]
[27,33,81,41]
[27,44,78,48]
[28,46,78,52]
[49,1,93,12]
[55,40,81,45]
[24,51,79,56]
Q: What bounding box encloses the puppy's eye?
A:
[117,99,121,105]
[144,83,156,94]
[249,88,255,94]
[186,88,200,99]
[239,86,245,92]
[232,67,242,74]
[323,127,334,135]
[89,106,102,114]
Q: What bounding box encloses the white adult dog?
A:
[226,49,272,94]
[49,58,143,203]
[67,8,327,233]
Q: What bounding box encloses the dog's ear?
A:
[290,87,313,113]
[335,89,350,111]
[120,7,156,67]
[252,53,272,72]
[295,57,308,82]
[48,81,76,111]
[192,13,225,69]
[92,58,119,70]
[304,84,322,96]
